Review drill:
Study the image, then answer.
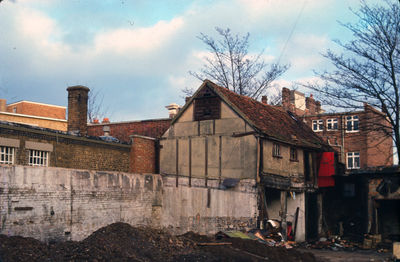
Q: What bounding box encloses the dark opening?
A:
[377,199,400,241]
[306,193,319,241]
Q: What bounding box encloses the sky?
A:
[0,0,373,121]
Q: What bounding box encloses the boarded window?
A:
[194,87,221,121]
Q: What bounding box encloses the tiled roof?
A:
[206,80,329,149]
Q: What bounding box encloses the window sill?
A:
[290,159,299,162]
[327,129,338,132]
[273,155,282,159]
[313,130,323,132]
[345,130,360,133]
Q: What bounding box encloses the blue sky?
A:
[0,0,372,121]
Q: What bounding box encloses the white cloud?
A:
[93,18,184,55]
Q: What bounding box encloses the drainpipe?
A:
[341,115,345,163]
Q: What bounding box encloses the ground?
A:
[0,223,394,261]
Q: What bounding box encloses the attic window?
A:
[194,97,221,121]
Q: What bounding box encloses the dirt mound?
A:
[0,223,317,261]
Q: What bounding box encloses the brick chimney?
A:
[261,96,268,104]
[0,99,6,112]
[67,85,90,136]
[282,87,291,110]
[306,94,316,114]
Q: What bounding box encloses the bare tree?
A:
[87,88,109,123]
[188,27,289,100]
[306,0,400,161]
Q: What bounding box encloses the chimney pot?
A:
[102,117,110,124]
[165,103,180,118]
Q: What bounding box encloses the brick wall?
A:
[304,109,393,168]
[0,123,130,172]
[0,165,162,242]
[130,135,156,173]
[6,102,66,120]
[87,119,171,143]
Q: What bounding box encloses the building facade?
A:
[0,99,67,131]
[160,80,334,241]
[281,88,393,170]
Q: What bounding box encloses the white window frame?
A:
[346,115,359,133]
[0,146,15,164]
[346,152,360,169]
[29,150,49,167]
[326,118,338,131]
[312,119,324,132]
[273,143,281,157]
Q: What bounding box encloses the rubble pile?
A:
[0,223,318,262]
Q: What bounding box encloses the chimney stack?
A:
[306,94,316,114]
[261,96,268,105]
[0,99,6,112]
[282,87,291,110]
[67,85,90,136]
[165,103,180,118]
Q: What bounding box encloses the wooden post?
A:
[189,137,192,187]
[218,136,222,185]
[281,190,287,241]
[176,139,179,187]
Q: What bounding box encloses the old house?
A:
[159,80,334,241]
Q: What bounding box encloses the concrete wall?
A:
[161,175,258,235]
[0,165,162,242]
[160,102,258,180]
[0,165,259,242]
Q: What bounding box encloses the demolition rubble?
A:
[0,222,395,262]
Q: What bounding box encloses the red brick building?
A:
[87,118,171,143]
[281,88,393,171]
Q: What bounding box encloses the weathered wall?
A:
[1,166,259,242]
[161,175,258,235]
[262,140,304,178]
[265,189,306,241]
[160,102,258,181]
[0,165,162,242]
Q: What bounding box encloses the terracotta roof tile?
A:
[207,81,329,149]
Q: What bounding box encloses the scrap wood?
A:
[197,242,232,246]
